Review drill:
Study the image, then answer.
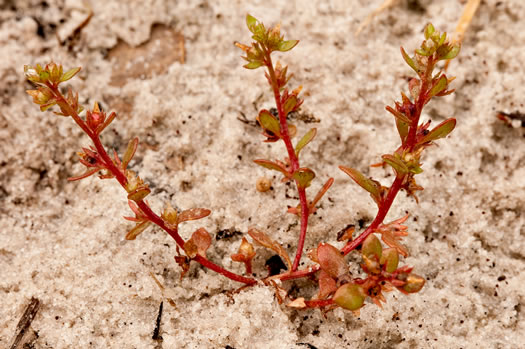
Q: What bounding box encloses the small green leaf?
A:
[258,110,281,137]
[418,118,456,145]
[295,128,317,156]
[283,95,298,116]
[362,234,382,260]
[292,167,315,188]
[253,159,291,177]
[246,14,257,33]
[396,118,409,142]
[39,70,50,81]
[244,60,263,69]
[278,40,299,52]
[424,23,435,40]
[339,166,380,200]
[122,137,139,170]
[380,248,399,273]
[441,44,461,60]
[333,283,365,311]
[427,75,448,99]
[382,154,409,177]
[415,48,432,57]
[400,47,419,73]
[60,67,81,82]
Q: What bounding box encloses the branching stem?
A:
[264,50,309,272]
[47,85,256,286]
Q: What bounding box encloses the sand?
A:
[1,0,524,348]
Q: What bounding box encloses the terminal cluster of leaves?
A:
[25,16,460,314]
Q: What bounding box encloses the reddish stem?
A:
[304,298,333,308]
[264,50,310,272]
[342,57,434,255]
[49,85,256,286]
[194,255,257,286]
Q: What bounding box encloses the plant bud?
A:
[401,273,425,293]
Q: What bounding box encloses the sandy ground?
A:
[1,0,524,348]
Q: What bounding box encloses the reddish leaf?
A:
[317,270,337,299]
[247,228,292,270]
[184,228,212,258]
[178,208,211,223]
[253,159,291,178]
[317,243,347,280]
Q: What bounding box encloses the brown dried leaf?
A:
[287,297,307,309]
[247,228,292,270]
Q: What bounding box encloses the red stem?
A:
[264,50,309,272]
[194,255,257,285]
[49,84,256,286]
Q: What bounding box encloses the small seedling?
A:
[24,16,460,314]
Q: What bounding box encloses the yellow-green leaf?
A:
[382,154,409,177]
[278,40,299,52]
[122,137,139,170]
[258,110,281,137]
[428,75,448,99]
[339,166,380,200]
[295,128,317,156]
[418,118,456,145]
[292,167,315,189]
[60,67,81,82]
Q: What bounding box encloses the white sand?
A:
[1,0,524,348]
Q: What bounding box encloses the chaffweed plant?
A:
[25,16,459,313]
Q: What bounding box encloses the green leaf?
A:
[246,14,257,33]
[339,166,380,200]
[292,167,315,189]
[122,137,139,170]
[244,60,263,69]
[362,234,382,260]
[295,128,317,156]
[278,40,299,52]
[427,75,448,99]
[253,159,290,177]
[424,23,435,40]
[283,95,298,116]
[382,154,408,177]
[333,283,365,311]
[258,110,281,137]
[60,67,81,82]
[380,248,399,273]
[400,47,419,73]
[417,118,456,145]
[441,44,460,60]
